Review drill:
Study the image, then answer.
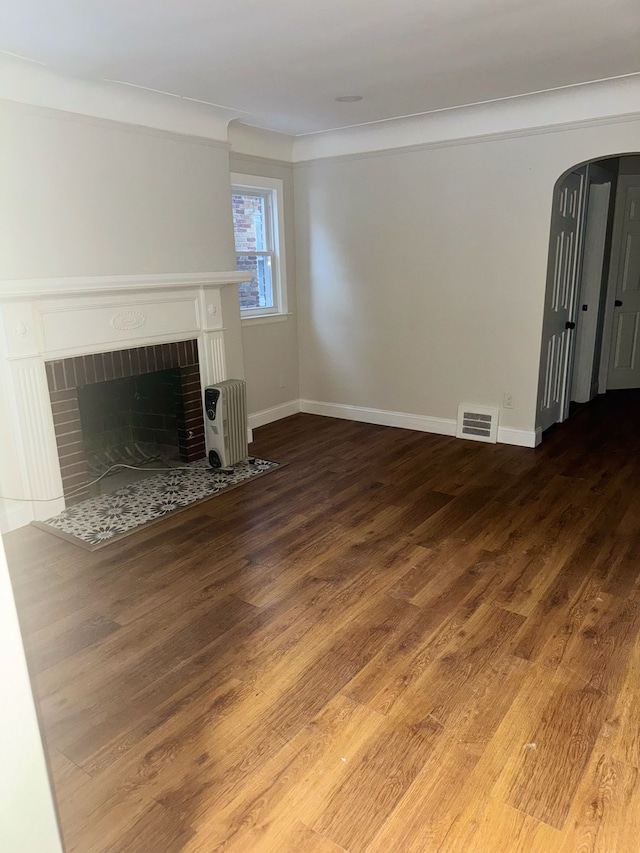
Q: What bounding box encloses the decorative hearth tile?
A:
[37,457,278,549]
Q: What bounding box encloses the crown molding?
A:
[293,75,640,163]
[229,151,294,170]
[293,110,640,168]
[0,98,231,150]
[228,121,295,162]
[0,53,236,143]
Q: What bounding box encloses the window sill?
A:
[241,313,292,327]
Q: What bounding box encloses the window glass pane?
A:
[232,193,267,253]
[237,254,273,310]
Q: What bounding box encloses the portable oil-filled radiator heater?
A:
[204,379,249,469]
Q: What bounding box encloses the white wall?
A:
[294,118,640,438]
[229,126,300,422]
[0,536,63,852]
[0,103,236,279]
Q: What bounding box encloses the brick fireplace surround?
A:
[46,340,204,503]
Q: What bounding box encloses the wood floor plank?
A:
[400,604,525,728]
[92,800,196,853]
[439,798,562,853]
[135,596,418,827]
[183,819,349,853]
[491,550,559,617]
[365,653,530,853]
[504,674,612,829]
[280,823,348,853]
[47,748,92,805]
[601,537,640,598]
[601,631,640,770]
[73,573,337,772]
[355,545,498,708]
[178,694,383,851]
[534,576,603,672]
[561,592,640,696]
[78,675,250,776]
[512,541,605,664]
[310,713,443,852]
[40,593,259,745]
[431,665,565,851]
[558,753,640,853]
[27,614,122,675]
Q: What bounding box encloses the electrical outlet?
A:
[503,392,513,409]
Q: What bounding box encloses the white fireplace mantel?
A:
[0,271,249,300]
[0,271,249,529]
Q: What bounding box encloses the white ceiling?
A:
[1,0,639,135]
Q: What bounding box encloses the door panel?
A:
[538,170,586,431]
[571,183,611,404]
[607,183,640,389]
[612,312,639,370]
[621,233,640,293]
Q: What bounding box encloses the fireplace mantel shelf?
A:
[0,271,249,300]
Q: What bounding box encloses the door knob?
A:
[565,321,576,330]
[615,299,623,307]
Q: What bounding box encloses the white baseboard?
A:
[0,501,35,533]
[248,400,301,432]
[300,398,538,448]
[300,399,457,436]
[497,426,540,448]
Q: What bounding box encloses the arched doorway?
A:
[537,154,640,436]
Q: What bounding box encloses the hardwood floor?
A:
[6,392,640,852]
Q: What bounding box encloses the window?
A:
[231,174,287,319]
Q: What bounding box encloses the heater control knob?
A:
[204,387,220,420]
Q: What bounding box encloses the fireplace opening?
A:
[46,341,205,503]
[78,368,184,486]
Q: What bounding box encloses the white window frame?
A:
[230,173,288,322]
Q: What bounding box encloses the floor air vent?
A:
[456,405,499,444]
